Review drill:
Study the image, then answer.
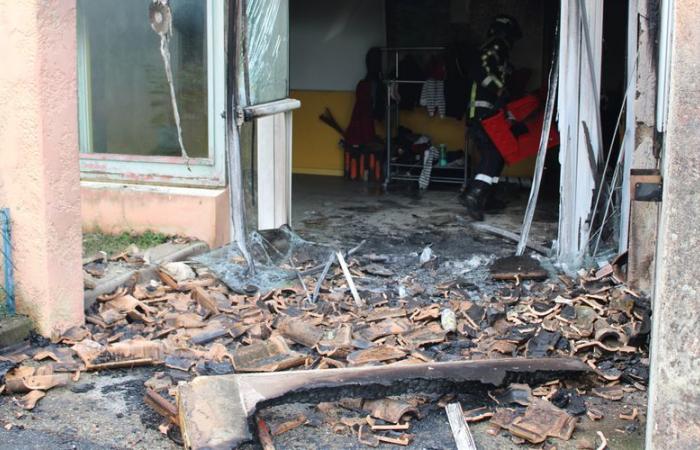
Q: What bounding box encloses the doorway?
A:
[288,0,561,257]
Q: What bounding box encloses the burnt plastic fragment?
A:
[503,325,537,345]
[494,384,533,406]
[194,360,234,376]
[0,360,17,385]
[560,305,577,321]
[465,304,485,324]
[526,330,562,358]
[550,389,587,416]
[486,305,506,326]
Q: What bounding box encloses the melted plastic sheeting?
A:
[195,227,333,295]
[245,0,289,104]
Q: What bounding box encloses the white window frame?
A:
[247,99,300,229]
[78,0,226,188]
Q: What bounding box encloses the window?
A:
[78,0,225,186]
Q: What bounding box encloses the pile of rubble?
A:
[277,378,640,448]
[0,249,650,447]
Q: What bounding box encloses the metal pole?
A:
[384,81,392,189]
[1,208,15,315]
[227,0,255,274]
[463,131,469,190]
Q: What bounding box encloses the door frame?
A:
[556,0,605,268]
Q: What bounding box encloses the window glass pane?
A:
[78,0,208,157]
[246,0,289,104]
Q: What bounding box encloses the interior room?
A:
[289,0,561,255]
[288,0,630,260]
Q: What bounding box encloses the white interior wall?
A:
[289,0,386,91]
[290,0,545,91]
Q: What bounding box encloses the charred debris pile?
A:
[0,246,649,448]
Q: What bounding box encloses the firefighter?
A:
[463,15,523,221]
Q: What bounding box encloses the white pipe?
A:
[657,0,674,132]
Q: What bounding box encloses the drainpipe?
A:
[656,0,674,134]
[0,209,14,316]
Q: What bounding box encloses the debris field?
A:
[0,244,650,449]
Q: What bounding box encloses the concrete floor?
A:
[0,368,177,450]
[291,174,558,259]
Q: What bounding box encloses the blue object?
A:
[1,208,15,315]
[438,144,448,167]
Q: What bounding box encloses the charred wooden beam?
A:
[178,358,590,449]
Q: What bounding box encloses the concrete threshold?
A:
[0,315,33,349]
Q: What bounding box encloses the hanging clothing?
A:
[369,79,386,120]
[390,82,401,104]
[420,79,446,118]
[420,57,447,118]
[363,48,386,121]
[418,146,440,190]
[345,80,376,146]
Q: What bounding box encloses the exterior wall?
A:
[81,182,231,248]
[0,0,84,335]
[647,0,700,447]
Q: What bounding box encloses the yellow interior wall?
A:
[291,89,537,178]
[291,90,351,176]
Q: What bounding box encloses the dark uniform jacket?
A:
[469,35,512,121]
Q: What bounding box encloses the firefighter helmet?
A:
[488,15,523,42]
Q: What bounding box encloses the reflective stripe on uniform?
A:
[475,173,494,184]
[472,100,494,109]
[469,82,477,119]
[481,74,504,88]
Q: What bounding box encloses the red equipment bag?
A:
[480,94,560,165]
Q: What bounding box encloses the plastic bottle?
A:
[439,144,447,167]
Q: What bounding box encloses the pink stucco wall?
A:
[81,182,231,248]
[0,0,84,334]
